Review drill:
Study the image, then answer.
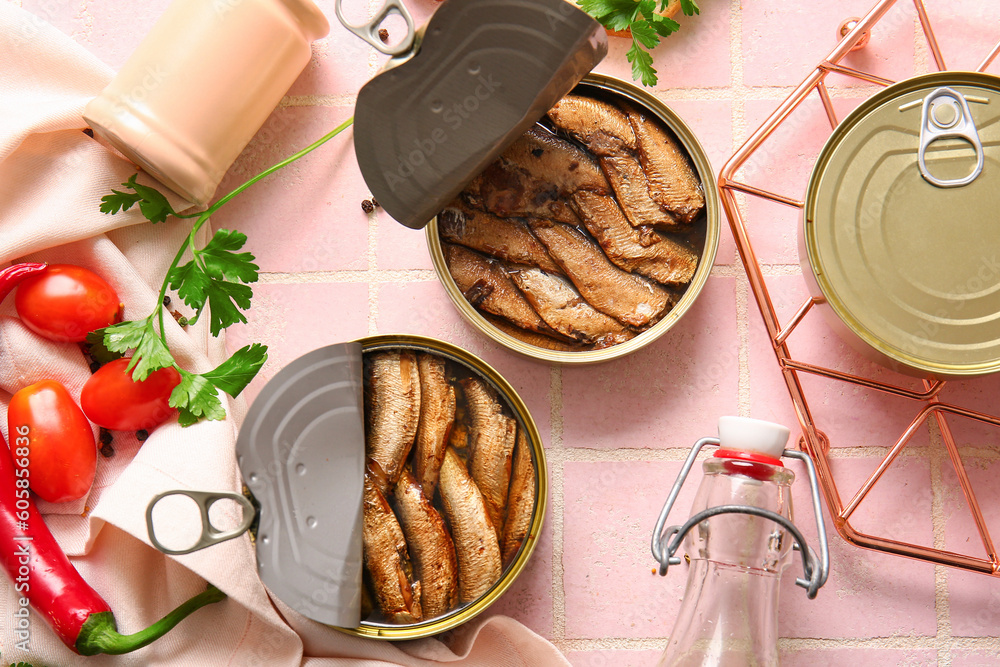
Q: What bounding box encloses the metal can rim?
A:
[338,333,548,639]
[426,72,720,364]
[802,71,1000,379]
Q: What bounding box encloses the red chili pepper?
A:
[0,262,47,303]
[0,430,225,655]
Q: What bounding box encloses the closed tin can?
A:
[801,72,1000,378]
[348,334,547,639]
[426,73,719,364]
[83,0,329,206]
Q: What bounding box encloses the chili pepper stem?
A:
[75,583,226,655]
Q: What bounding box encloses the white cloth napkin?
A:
[0,4,569,665]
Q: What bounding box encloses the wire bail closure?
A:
[650,437,831,600]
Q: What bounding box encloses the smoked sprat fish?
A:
[528,219,673,328]
[460,377,517,543]
[438,199,562,274]
[363,474,423,624]
[572,191,698,286]
[365,350,421,494]
[439,447,503,603]
[484,314,590,352]
[502,429,536,565]
[624,101,705,224]
[546,94,638,157]
[414,353,456,499]
[601,155,683,232]
[499,126,610,197]
[509,267,635,346]
[394,469,459,619]
[443,243,552,336]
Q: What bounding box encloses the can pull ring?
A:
[918,86,984,188]
[146,490,256,556]
[650,437,831,599]
[335,0,416,57]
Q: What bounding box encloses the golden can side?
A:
[427,73,720,364]
[342,334,547,640]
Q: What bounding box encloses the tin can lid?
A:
[352,0,607,229]
[803,72,1000,377]
[236,342,366,627]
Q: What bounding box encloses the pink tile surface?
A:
[562,277,738,451]
[567,649,664,666]
[780,457,937,639]
[741,0,916,88]
[28,0,1000,660]
[779,648,939,666]
[562,460,695,640]
[211,105,368,274]
[225,281,369,403]
[748,274,936,450]
[593,0,732,89]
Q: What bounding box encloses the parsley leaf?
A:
[627,40,658,87]
[579,0,693,86]
[170,372,227,425]
[95,116,354,426]
[85,329,126,365]
[168,229,259,336]
[99,174,176,223]
[201,343,268,397]
[679,0,699,16]
[578,0,640,32]
[99,318,175,381]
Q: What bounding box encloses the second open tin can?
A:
[426,73,720,364]
[801,71,1000,379]
[347,334,547,639]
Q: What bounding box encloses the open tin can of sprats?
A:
[145,335,546,640]
[801,72,1000,379]
[426,73,719,363]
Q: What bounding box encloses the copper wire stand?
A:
[718,0,1000,575]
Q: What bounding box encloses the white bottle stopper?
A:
[717,416,790,459]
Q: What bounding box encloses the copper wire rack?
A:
[719,0,1000,575]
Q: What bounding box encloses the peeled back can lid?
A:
[802,72,1000,378]
[351,0,607,230]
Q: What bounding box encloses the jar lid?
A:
[717,416,790,459]
[803,72,1000,378]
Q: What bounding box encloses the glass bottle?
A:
[656,417,797,667]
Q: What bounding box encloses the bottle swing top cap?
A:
[715,416,790,464]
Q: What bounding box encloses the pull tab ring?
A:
[918,86,984,188]
[335,0,416,57]
[146,490,256,556]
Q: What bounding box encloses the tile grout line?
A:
[548,365,567,648]
[366,0,381,335]
[928,417,954,665]
[728,0,751,421]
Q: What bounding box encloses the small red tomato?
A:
[81,358,182,432]
[14,264,120,342]
[7,380,97,503]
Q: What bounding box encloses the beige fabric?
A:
[0,4,568,665]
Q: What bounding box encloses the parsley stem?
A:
[153,116,356,344]
[205,115,355,216]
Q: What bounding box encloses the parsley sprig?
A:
[579,0,700,87]
[94,116,355,426]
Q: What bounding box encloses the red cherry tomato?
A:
[7,380,97,503]
[14,264,120,342]
[81,358,182,432]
